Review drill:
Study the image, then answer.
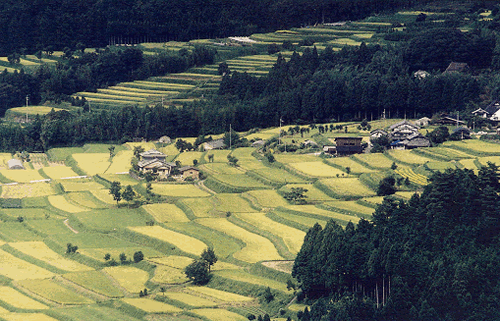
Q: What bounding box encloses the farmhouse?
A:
[443,62,469,74]
[389,120,420,140]
[399,133,431,149]
[334,137,363,156]
[139,149,167,162]
[370,128,388,138]
[435,113,466,126]
[7,159,24,170]
[137,149,175,178]
[178,166,200,180]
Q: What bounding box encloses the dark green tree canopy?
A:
[293,167,500,320]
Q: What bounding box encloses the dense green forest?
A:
[0,0,422,55]
[292,166,500,320]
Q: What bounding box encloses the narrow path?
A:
[196,180,217,195]
[64,219,79,234]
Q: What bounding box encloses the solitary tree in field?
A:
[108,145,115,158]
[227,154,239,166]
[185,259,210,285]
[122,185,136,206]
[201,247,218,272]
[284,187,308,204]
[109,181,122,204]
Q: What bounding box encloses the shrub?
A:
[133,251,144,263]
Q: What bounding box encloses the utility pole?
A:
[279,117,283,145]
[229,124,232,149]
[25,95,29,123]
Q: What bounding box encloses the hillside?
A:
[0,121,498,320]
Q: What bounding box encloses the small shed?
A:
[203,139,225,150]
[178,166,200,180]
[251,140,265,147]
[158,136,171,144]
[303,140,319,148]
[415,117,431,127]
[7,159,24,170]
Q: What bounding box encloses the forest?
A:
[292,165,500,320]
[0,0,423,56]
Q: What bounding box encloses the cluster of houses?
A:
[138,149,200,180]
[371,120,431,149]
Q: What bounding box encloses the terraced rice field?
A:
[213,194,255,213]
[72,153,110,176]
[177,198,214,217]
[324,200,376,216]
[6,106,63,116]
[274,154,318,163]
[151,184,210,197]
[425,161,457,171]
[0,313,59,321]
[244,190,289,208]
[90,189,116,204]
[0,286,49,309]
[17,279,94,304]
[387,150,434,165]
[318,178,376,198]
[250,168,306,185]
[103,266,149,293]
[395,167,429,185]
[59,180,104,192]
[477,156,500,167]
[458,158,479,171]
[164,292,217,307]
[105,150,134,173]
[41,166,79,179]
[122,298,183,313]
[288,161,346,177]
[0,169,45,183]
[0,249,54,280]
[186,286,253,302]
[352,153,395,169]
[66,192,105,209]
[197,218,283,263]
[62,271,124,297]
[9,241,93,271]
[128,226,207,256]
[201,162,245,175]
[48,195,87,213]
[214,269,288,292]
[148,255,194,269]
[284,205,359,224]
[150,265,188,284]
[324,157,375,174]
[444,140,500,155]
[174,151,204,166]
[142,203,190,223]
[210,174,269,190]
[235,213,305,253]
[0,223,44,242]
[280,184,332,201]
[191,308,247,321]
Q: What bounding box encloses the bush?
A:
[133,251,144,263]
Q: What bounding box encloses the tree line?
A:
[0,0,424,56]
[291,165,500,320]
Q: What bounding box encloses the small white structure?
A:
[415,117,431,127]
[7,159,24,170]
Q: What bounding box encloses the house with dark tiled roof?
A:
[389,120,420,140]
[334,137,363,156]
[137,149,175,178]
[443,62,469,74]
[178,166,200,180]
